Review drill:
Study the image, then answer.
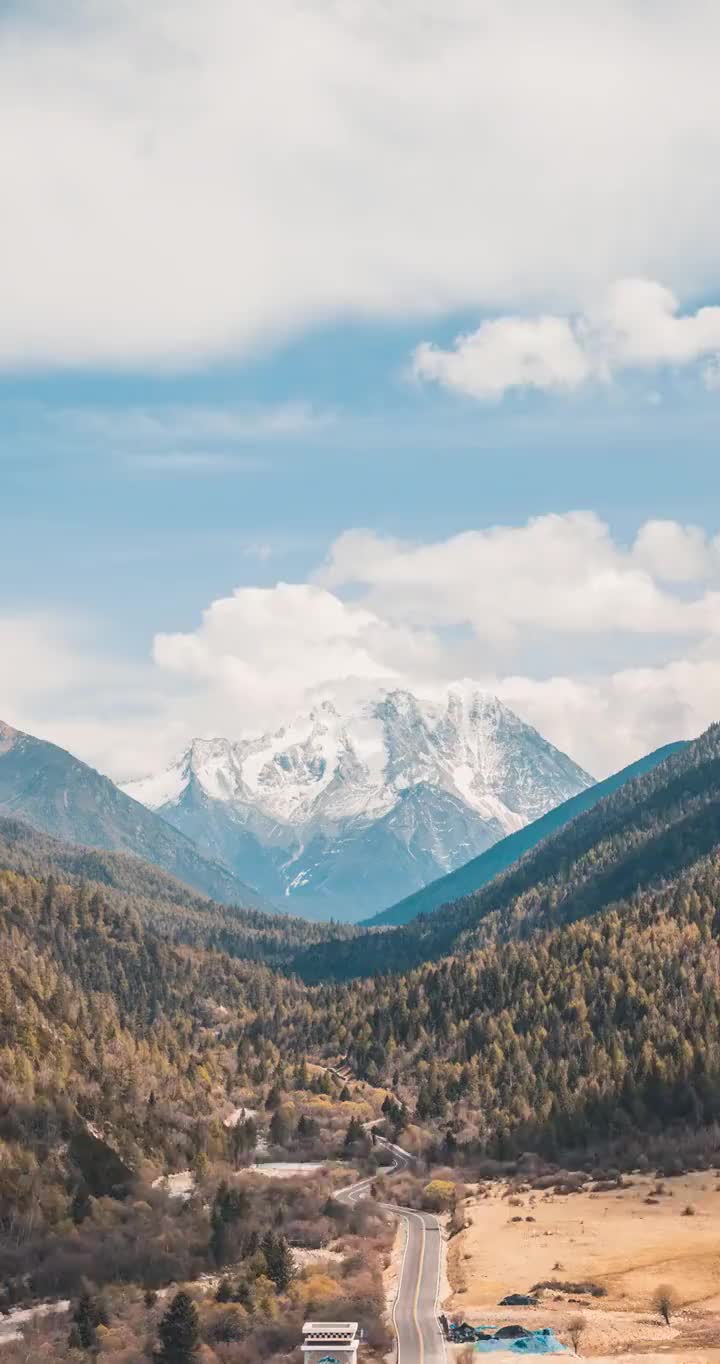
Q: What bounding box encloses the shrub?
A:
[531,1280,607,1298]
[567,1314,586,1354]
[652,1283,677,1325]
[422,1179,456,1211]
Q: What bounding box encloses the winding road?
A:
[338,1137,446,1364]
[1,1131,447,1361]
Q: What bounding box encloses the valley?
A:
[3,721,720,1361]
[5,7,717,1359]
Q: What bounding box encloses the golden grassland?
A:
[447,1170,720,1359]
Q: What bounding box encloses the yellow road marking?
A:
[412,1216,426,1364]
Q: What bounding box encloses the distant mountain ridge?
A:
[293,725,712,982]
[124,686,593,921]
[0,720,268,909]
[363,740,687,927]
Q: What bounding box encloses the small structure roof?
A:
[302,1323,359,1341]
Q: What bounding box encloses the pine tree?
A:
[216,1277,233,1303]
[269,1107,290,1146]
[156,1291,200,1363]
[262,1231,295,1291]
[68,1287,107,1352]
[344,1115,365,1148]
[71,1184,92,1225]
[265,1082,282,1110]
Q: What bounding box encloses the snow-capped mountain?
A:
[123,687,594,921]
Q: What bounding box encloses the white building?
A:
[302,1321,360,1364]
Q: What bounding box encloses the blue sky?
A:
[3,324,717,639]
[2,1,720,781]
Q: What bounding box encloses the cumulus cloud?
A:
[5,514,720,781]
[316,513,720,646]
[413,317,591,399]
[632,520,720,583]
[413,280,720,399]
[5,2,720,366]
[144,513,720,776]
[493,658,720,778]
[145,515,720,780]
[152,582,442,734]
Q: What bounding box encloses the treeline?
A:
[0,813,357,963]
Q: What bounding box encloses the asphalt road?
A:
[338,1137,446,1364]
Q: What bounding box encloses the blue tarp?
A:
[474,1330,568,1354]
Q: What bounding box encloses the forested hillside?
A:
[0,815,356,962]
[295,725,720,981]
[4,723,720,1330]
[0,857,392,1361]
[295,850,720,1155]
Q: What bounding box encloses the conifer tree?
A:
[262,1231,296,1291]
[68,1287,107,1352]
[156,1290,200,1363]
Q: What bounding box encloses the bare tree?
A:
[652,1283,677,1325]
[568,1314,586,1355]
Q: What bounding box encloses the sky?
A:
[2,0,720,782]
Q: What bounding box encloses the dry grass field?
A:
[446,1169,720,1359]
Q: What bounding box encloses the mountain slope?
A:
[0,812,355,962]
[294,724,715,981]
[286,720,720,1152]
[299,831,720,1157]
[364,740,687,927]
[124,687,593,920]
[0,720,269,909]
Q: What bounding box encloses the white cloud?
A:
[632,520,720,583]
[0,615,97,703]
[317,513,720,646]
[127,452,267,475]
[494,659,720,777]
[0,613,169,777]
[140,513,720,776]
[5,513,720,781]
[413,317,591,400]
[413,279,720,400]
[702,356,720,391]
[5,2,720,366]
[152,582,441,737]
[7,399,331,475]
[56,402,329,445]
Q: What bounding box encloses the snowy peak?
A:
[123,686,593,920]
[126,685,593,831]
